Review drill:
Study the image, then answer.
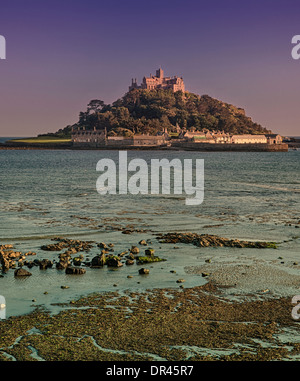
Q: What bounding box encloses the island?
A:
[1,68,289,152]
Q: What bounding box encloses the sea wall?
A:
[0,141,289,152]
[170,142,289,152]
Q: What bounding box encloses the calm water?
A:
[0,148,299,316]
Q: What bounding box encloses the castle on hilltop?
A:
[129,68,185,92]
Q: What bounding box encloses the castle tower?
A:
[156,68,164,78]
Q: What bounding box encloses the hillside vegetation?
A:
[48,89,271,138]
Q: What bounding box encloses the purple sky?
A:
[0,0,299,136]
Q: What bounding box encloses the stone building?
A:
[129,68,185,92]
[72,127,167,147]
[181,130,231,143]
[265,134,282,144]
[72,127,106,146]
[231,134,268,144]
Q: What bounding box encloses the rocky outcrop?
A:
[41,237,94,252]
[158,233,277,249]
[65,267,86,275]
[0,245,36,272]
[14,268,32,277]
[39,259,53,270]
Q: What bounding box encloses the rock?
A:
[56,261,68,270]
[65,267,86,275]
[61,285,70,289]
[72,257,83,266]
[91,253,106,267]
[126,259,135,266]
[98,242,108,249]
[201,272,210,277]
[39,259,53,270]
[14,268,32,277]
[205,259,211,263]
[25,261,34,269]
[65,247,78,255]
[139,240,147,246]
[130,246,140,255]
[138,268,150,275]
[106,256,123,268]
[145,248,155,257]
[176,279,185,283]
[127,275,133,278]
[0,254,10,272]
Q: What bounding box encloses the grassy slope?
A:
[7,137,71,144]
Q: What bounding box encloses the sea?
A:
[0,146,299,317]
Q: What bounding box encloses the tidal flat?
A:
[0,232,300,361]
[0,281,299,361]
[0,149,299,361]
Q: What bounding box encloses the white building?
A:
[231,134,267,144]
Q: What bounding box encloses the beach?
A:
[0,148,299,360]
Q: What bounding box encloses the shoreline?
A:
[0,142,290,152]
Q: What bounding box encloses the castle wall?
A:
[129,68,185,92]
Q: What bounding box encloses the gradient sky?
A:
[0,0,300,136]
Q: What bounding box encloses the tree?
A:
[87,99,105,114]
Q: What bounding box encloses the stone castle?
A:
[129,68,185,92]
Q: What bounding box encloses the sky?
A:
[0,0,300,136]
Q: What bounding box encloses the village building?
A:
[211,131,232,143]
[265,134,283,144]
[231,134,268,144]
[72,126,283,147]
[180,130,231,143]
[72,127,167,147]
[129,68,185,93]
[72,127,106,145]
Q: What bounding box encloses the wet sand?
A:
[0,276,299,361]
